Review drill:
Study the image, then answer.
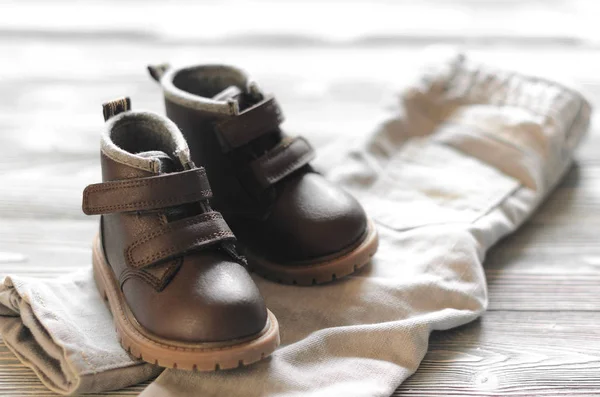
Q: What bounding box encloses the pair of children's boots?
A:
[84,63,379,371]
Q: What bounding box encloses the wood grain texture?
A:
[1,1,599,395]
[396,312,600,396]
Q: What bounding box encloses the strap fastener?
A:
[215,97,284,152]
[250,136,316,188]
[125,212,235,268]
[82,168,212,215]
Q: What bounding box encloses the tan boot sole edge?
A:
[92,235,280,371]
[247,219,379,285]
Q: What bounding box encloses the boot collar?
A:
[152,63,264,115]
[101,109,193,174]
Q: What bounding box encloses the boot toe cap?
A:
[124,255,268,343]
[269,173,368,262]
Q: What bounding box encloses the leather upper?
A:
[83,168,213,215]
[227,172,367,263]
[158,66,369,264]
[86,107,268,343]
[215,96,284,152]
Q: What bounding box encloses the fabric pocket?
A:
[359,139,521,231]
[432,105,549,192]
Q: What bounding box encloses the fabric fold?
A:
[0,271,162,395]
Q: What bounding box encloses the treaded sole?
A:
[247,219,379,286]
[92,235,280,371]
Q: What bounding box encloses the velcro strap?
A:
[215,97,284,152]
[250,136,316,188]
[82,168,212,215]
[126,212,235,268]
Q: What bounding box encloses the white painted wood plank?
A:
[1,0,598,45]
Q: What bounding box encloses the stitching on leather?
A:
[131,213,223,247]
[120,268,162,290]
[85,177,207,193]
[83,169,211,213]
[84,169,208,203]
[126,213,233,268]
[218,99,277,130]
[84,190,213,214]
[120,258,182,291]
[259,136,305,163]
[129,231,234,268]
[86,168,207,192]
[155,259,182,291]
[265,150,314,183]
[216,100,282,147]
[253,137,314,183]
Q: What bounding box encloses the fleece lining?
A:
[159,64,263,115]
[101,110,192,173]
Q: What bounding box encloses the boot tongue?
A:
[212,86,243,102]
[212,86,282,158]
[212,85,255,112]
[137,150,178,174]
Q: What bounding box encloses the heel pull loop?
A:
[147,63,171,82]
[102,97,131,121]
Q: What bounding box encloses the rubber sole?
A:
[247,219,379,285]
[92,235,280,371]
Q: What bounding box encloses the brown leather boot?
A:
[83,97,279,371]
[148,64,379,285]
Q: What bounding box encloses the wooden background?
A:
[0,0,599,395]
